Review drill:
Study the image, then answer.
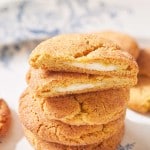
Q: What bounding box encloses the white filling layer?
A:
[56,83,103,92]
[70,62,117,71]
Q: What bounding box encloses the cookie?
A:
[0,99,11,137]
[29,33,138,76]
[19,91,125,146]
[137,48,150,77]
[23,88,128,125]
[97,31,140,59]
[23,125,124,150]
[27,68,137,98]
[128,75,150,113]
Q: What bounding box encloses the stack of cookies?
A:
[19,34,138,150]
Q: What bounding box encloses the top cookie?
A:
[97,31,140,59]
[137,48,150,77]
[29,33,138,76]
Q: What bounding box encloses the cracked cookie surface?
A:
[19,90,125,146]
[23,125,124,150]
[27,68,137,98]
[97,31,140,59]
[0,99,11,137]
[29,33,138,76]
[128,75,150,113]
[22,88,128,125]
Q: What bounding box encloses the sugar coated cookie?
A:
[137,48,150,77]
[27,68,137,98]
[21,88,128,125]
[29,34,138,76]
[23,125,124,150]
[128,76,150,113]
[19,91,125,145]
[0,99,11,137]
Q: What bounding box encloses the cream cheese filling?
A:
[55,83,103,92]
[70,62,117,71]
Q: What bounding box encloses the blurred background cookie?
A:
[137,48,150,77]
[97,31,140,59]
[128,76,150,113]
[0,99,11,138]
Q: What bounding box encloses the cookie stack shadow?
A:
[19,33,138,150]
